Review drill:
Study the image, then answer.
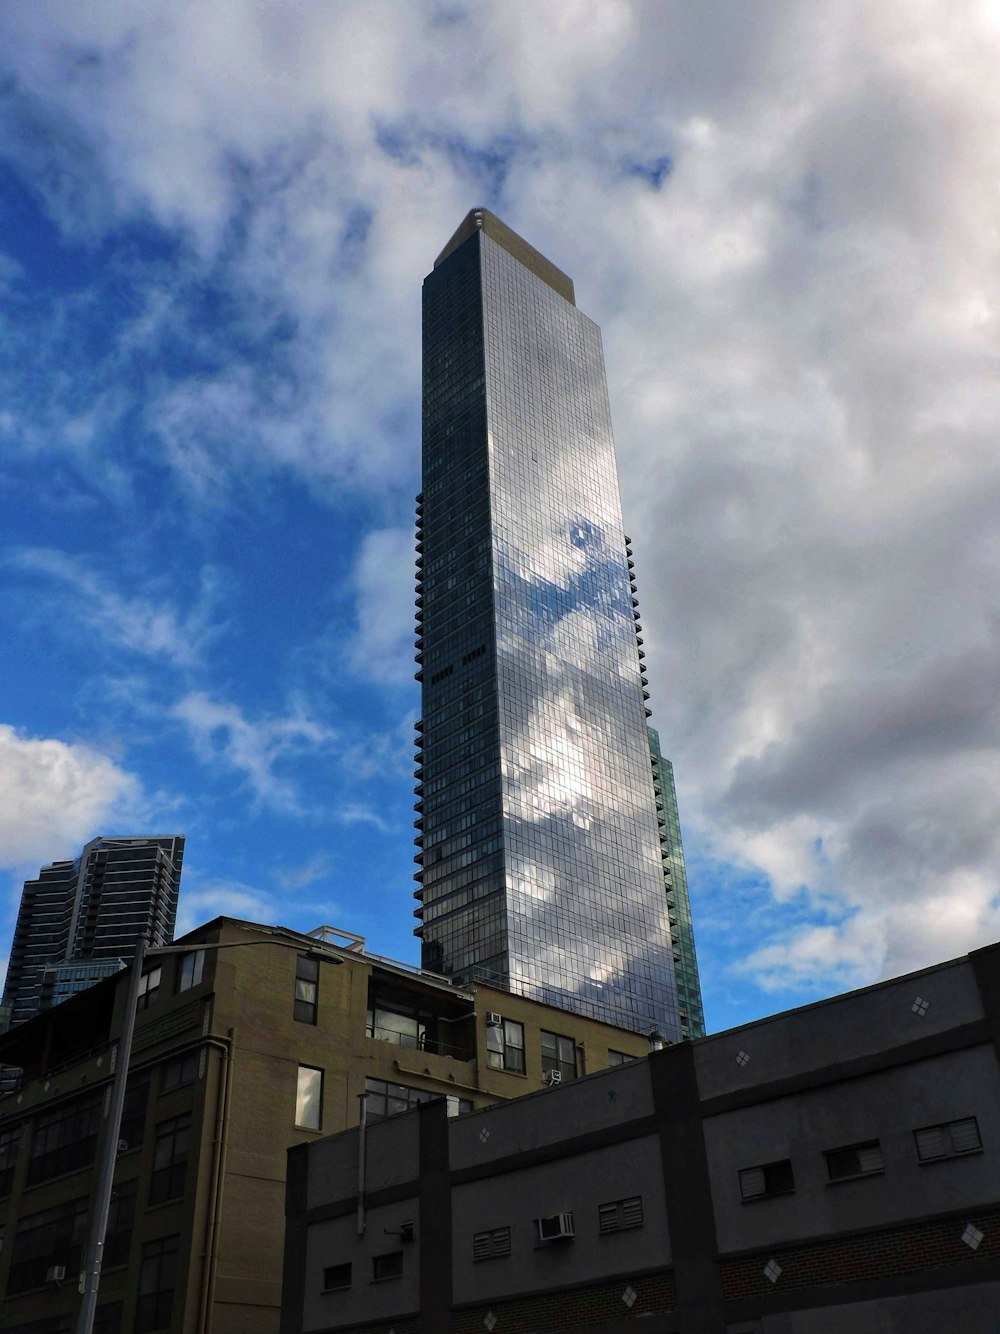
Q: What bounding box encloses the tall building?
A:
[415,208,686,1041]
[1,835,184,1031]
[648,726,705,1039]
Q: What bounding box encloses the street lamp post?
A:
[75,933,342,1334]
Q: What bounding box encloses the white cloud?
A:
[0,724,141,869]
[345,526,416,685]
[175,879,278,937]
[171,691,336,810]
[275,853,332,891]
[10,548,221,667]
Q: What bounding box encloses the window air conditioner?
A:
[543,1069,562,1085]
[47,1265,67,1284]
[536,1213,575,1242]
[485,1012,503,1027]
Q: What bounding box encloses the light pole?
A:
[75,933,343,1334]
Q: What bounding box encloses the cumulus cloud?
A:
[171,691,336,810]
[0,724,141,868]
[345,526,416,685]
[2,0,999,999]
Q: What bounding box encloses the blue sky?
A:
[2,1,999,1035]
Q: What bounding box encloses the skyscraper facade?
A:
[1,834,184,1031]
[414,209,687,1041]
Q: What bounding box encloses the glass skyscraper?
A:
[415,208,694,1042]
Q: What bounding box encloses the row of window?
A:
[740,1117,983,1201]
[134,948,205,1012]
[482,1014,634,1079]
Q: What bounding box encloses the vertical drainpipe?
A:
[199,1029,235,1332]
[357,1091,369,1235]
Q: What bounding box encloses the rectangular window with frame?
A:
[161,1050,200,1094]
[322,1262,352,1290]
[7,1195,89,1294]
[739,1159,795,1201]
[372,1251,403,1281]
[473,1226,511,1260]
[364,1077,472,1122]
[825,1140,884,1182]
[136,965,161,1011]
[104,1179,137,1267]
[914,1117,982,1162]
[177,950,205,993]
[135,1235,179,1334]
[607,1049,633,1067]
[0,1123,22,1195]
[485,1017,525,1073]
[598,1195,644,1233]
[27,1091,103,1185]
[294,956,319,1024]
[296,1066,323,1130]
[540,1030,577,1081]
[149,1114,191,1205]
[119,1080,149,1153]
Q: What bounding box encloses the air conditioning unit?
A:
[117,1138,129,1153]
[543,1069,562,1085]
[536,1213,575,1242]
[485,1012,503,1027]
[46,1265,66,1285]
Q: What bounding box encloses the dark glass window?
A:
[294,956,319,1024]
[540,1030,577,1081]
[364,1077,472,1122]
[739,1159,795,1201]
[372,1251,403,1281]
[825,1141,884,1181]
[323,1262,352,1290]
[7,1195,88,1294]
[135,1235,179,1333]
[27,1092,102,1185]
[6,1317,73,1334]
[161,1051,200,1094]
[149,1115,190,1205]
[120,1081,149,1153]
[607,1049,633,1067]
[177,950,204,993]
[104,1180,137,1267]
[484,1016,525,1073]
[136,966,161,1011]
[0,1123,22,1195]
[94,1303,123,1334]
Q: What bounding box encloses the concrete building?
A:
[416,207,700,1042]
[283,940,1000,1334]
[0,916,650,1334]
[1,835,185,1032]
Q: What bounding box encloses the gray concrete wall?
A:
[302,1197,420,1331]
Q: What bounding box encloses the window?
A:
[28,1091,102,1185]
[177,950,205,993]
[6,1318,73,1334]
[296,1066,323,1130]
[161,1051,200,1094]
[372,1251,403,1281]
[136,966,162,1011]
[364,1077,472,1122]
[135,1235,179,1333]
[0,1123,21,1195]
[104,1180,137,1267]
[294,956,319,1024]
[120,1081,149,1152]
[323,1262,352,1290]
[825,1140,884,1181]
[598,1195,644,1233]
[94,1303,123,1334]
[915,1117,983,1162]
[540,1030,577,1082]
[607,1049,633,1067]
[7,1195,88,1294]
[473,1226,511,1260]
[149,1115,191,1205]
[485,1017,525,1073]
[739,1159,795,1201]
